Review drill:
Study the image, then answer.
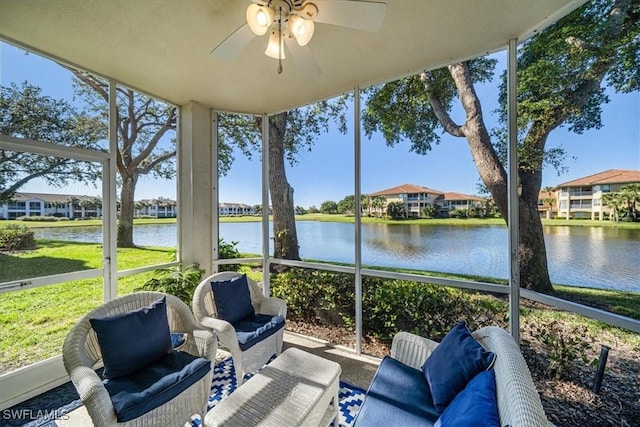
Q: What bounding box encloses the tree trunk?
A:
[268,113,301,262]
[518,171,553,293]
[440,62,554,293]
[117,174,137,247]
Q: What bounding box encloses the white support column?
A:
[261,114,271,295]
[507,38,520,342]
[178,102,214,276]
[354,87,363,355]
[103,80,118,301]
[212,112,220,274]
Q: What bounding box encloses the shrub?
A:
[271,268,355,323]
[530,320,594,380]
[270,267,489,344]
[449,209,469,219]
[136,263,204,307]
[16,215,68,222]
[218,238,241,272]
[362,278,485,342]
[0,224,36,251]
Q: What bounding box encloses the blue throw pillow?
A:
[211,274,255,324]
[422,321,496,413]
[90,296,173,379]
[434,369,500,427]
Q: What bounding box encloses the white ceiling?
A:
[0,0,584,115]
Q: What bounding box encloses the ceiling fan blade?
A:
[313,0,386,32]
[284,37,321,78]
[210,24,256,60]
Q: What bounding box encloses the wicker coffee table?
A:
[204,347,342,427]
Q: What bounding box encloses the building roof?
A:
[11,192,99,203]
[440,192,484,202]
[556,169,640,187]
[538,191,555,201]
[369,184,444,197]
[0,1,583,115]
[219,202,253,209]
[137,198,177,206]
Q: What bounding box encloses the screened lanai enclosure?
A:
[1,0,638,415]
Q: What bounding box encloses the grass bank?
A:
[0,242,174,373]
[4,214,640,228]
[0,240,638,373]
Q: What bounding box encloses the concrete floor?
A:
[57,331,381,426]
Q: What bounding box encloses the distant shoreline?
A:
[3,214,640,229]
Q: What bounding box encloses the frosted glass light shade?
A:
[289,15,314,46]
[264,32,286,59]
[246,4,275,36]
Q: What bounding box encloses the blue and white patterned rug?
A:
[11,356,365,427]
[189,356,366,426]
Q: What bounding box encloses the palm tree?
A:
[542,186,556,219]
[386,201,406,220]
[371,196,386,218]
[361,194,371,217]
[618,184,640,222]
[602,192,623,222]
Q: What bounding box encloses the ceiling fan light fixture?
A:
[246,3,275,36]
[265,31,286,59]
[289,14,314,46]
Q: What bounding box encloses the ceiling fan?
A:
[210,0,386,76]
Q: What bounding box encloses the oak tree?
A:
[0,83,103,203]
[363,0,639,292]
[218,99,347,261]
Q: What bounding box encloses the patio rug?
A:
[7,356,365,427]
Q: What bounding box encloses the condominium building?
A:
[0,193,102,220]
[135,198,177,218]
[0,193,254,219]
[555,169,640,220]
[369,184,444,218]
[538,190,557,219]
[439,192,485,216]
[219,202,255,216]
[369,184,485,218]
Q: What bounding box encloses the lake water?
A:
[32,222,640,292]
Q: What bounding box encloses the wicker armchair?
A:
[193,272,287,385]
[62,292,217,427]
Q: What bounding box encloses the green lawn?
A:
[0,243,174,373]
[1,240,638,373]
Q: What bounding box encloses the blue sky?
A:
[2,42,639,208]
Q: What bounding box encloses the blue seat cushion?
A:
[422,321,496,413]
[104,351,211,423]
[354,356,439,426]
[435,369,500,427]
[211,274,255,324]
[90,296,173,379]
[234,314,285,351]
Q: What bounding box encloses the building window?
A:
[601,185,611,193]
[560,200,568,209]
[29,202,40,209]
[593,198,600,207]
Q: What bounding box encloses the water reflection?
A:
[31,222,640,292]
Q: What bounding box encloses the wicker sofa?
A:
[354,326,549,427]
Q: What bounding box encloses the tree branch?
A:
[420,72,465,137]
